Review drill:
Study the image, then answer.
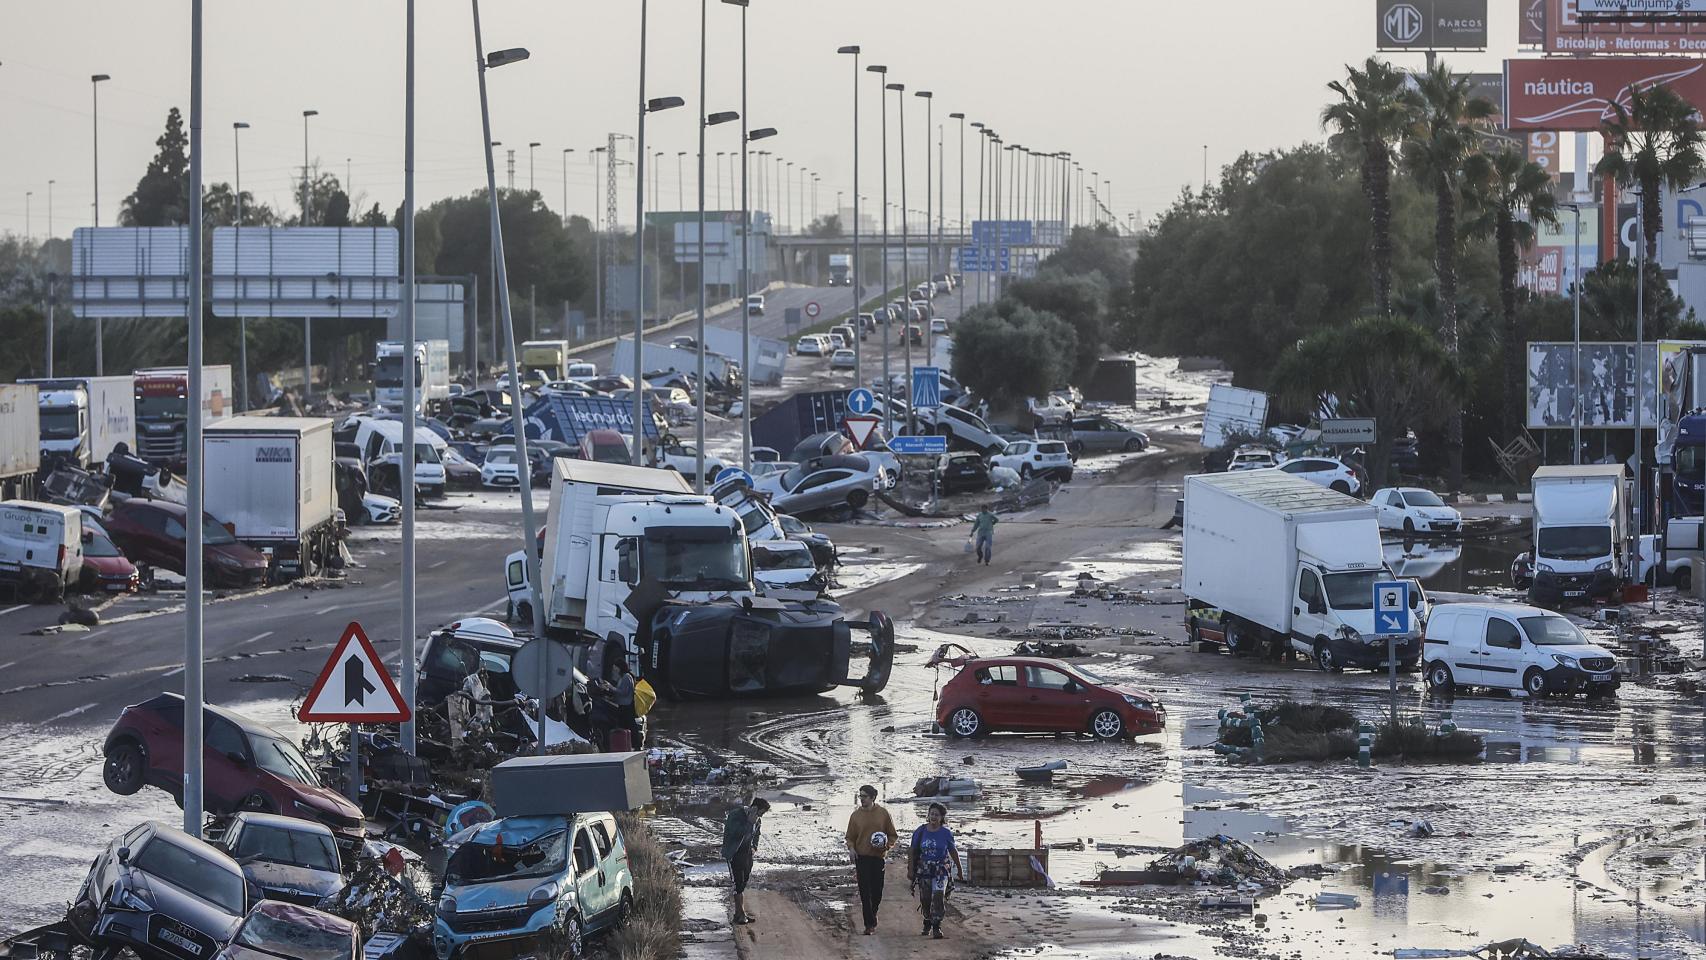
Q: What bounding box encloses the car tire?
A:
[1678,568,1693,594]
[947,707,985,738]
[1090,709,1125,741]
[1223,621,1248,656]
[1020,465,1032,480]
[552,913,585,960]
[1402,518,1415,535]
[515,601,533,626]
[617,890,634,927]
[1330,481,1352,494]
[102,741,146,796]
[847,489,869,510]
[1314,641,1343,674]
[1426,661,1454,691]
[1523,668,1548,697]
[239,791,276,814]
[1123,438,1142,452]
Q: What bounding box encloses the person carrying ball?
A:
[844,783,898,935]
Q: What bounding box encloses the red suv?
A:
[934,656,1165,740]
[104,498,269,587]
[102,693,365,847]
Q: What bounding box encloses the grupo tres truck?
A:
[0,499,83,602]
[520,340,574,381]
[21,376,134,467]
[134,366,233,468]
[1182,470,1423,672]
[374,339,450,412]
[204,417,340,580]
[538,459,892,698]
[1528,464,1630,607]
[0,384,41,501]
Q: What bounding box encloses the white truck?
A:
[352,417,448,499]
[0,499,83,602]
[22,376,135,468]
[134,366,234,468]
[701,326,788,386]
[613,337,739,392]
[536,459,892,699]
[204,416,340,580]
[0,385,41,501]
[520,340,574,381]
[828,253,852,287]
[1527,464,1629,607]
[374,339,450,412]
[1182,470,1424,672]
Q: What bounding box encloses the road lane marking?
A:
[0,661,16,672]
[472,598,508,615]
[237,631,274,647]
[429,560,447,569]
[162,666,185,679]
[0,605,28,617]
[47,703,97,722]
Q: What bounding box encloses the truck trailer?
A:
[21,376,134,467]
[204,416,340,580]
[134,366,233,468]
[0,385,41,501]
[520,340,574,381]
[613,337,739,392]
[827,253,852,287]
[1182,470,1422,672]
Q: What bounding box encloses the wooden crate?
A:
[965,847,1048,888]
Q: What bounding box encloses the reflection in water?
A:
[1383,533,1526,594]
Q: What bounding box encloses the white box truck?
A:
[374,339,450,412]
[0,499,82,601]
[134,366,234,467]
[827,253,852,287]
[1182,470,1423,672]
[22,376,135,467]
[0,385,41,501]
[1528,464,1629,607]
[702,327,788,386]
[520,340,573,381]
[204,416,340,580]
[613,337,737,389]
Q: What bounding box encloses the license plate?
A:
[1591,672,1612,682]
[932,876,949,892]
[105,583,126,591]
[157,929,201,956]
[1564,590,1585,597]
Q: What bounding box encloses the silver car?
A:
[1069,415,1148,455]
[754,454,882,514]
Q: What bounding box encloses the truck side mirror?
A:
[1309,599,1326,616]
[617,539,638,585]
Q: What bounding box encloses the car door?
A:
[794,469,853,511]
[1377,490,1404,528]
[1292,568,1331,651]
[587,820,620,925]
[203,714,254,811]
[160,511,191,573]
[966,664,1022,728]
[572,826,610,923]
[1479,615,1526,691]
[1444,609,1487,685]
[1021,665,1085,731]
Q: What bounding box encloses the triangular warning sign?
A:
[844,415,881,451]
[298,621,411,723]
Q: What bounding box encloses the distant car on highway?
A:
[747,294,766,316]
[935,655,1166,740]
[831,348,857,370]
[929,318,949,336]
[796,335,829,357]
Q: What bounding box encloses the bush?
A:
[1218,699,1481,763]
[608,813,682,960]
[1373,719,1484,759]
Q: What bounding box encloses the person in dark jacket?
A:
[722,797,770,925]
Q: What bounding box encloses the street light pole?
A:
[892,81,912,436]
[1567,202,1583,465]
[301,109,319,406]
[678,151,687,311]
[234,122,250,411]
[915,91,932,292]
[695,0,742,492]
[723,0,759,470]
[838,45,861,386]
[469,4,547,746]
[868,64,890,434]
[400,0,419,754]
[529,141,540,193]
[183,0,207,835]
[973,123,986,306]
[91,73,110,375]
[46,178,56,376]
[561,148,574,226]
[951,112,964,319]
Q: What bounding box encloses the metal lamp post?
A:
[301,109,319,406]
[182,0,207,835]
[950,112,964,317]
[972,123,986,304]
[45,178,56,376]
[399,0,420,753]
[867,64,891,433]
[888,81,913,435]
[739,127,776,469]
[91,73,110,374]
[839,44,862,382]
[915,92,932,288]
[1564,202,1583,465]
[468,5,548,746]
[695,0,741,491]
[561,148,574,226]
[528,141,540,193]
[234,121,250,411]
[632,0,685,466]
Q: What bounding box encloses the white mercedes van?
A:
[1422,602,1618,698]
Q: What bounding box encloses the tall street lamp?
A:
[399,0,421,753]
[560,148,575,226]
[182,0,208,834]
[301,109,320,405]
[45,178,57,376]
[951,112,964,318]
[633,90,687,467]
[234,121,250,412]
[677,151,687,309]
[888,80,913,435]
[972,123,986,304]
[301,110,319,224]
[915,91,932,284]
[469,5,548,744]
[695,0,739,490]
[91,73,111,375]
[740,125,777,469]
[528,141,540,193]
[868,63,891,432]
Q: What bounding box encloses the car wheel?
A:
[1426,661,1454,692]
[1330,480,1352,494]
[1679,568,1693,594]
[1402,518,1415,535]
[947,707,984,738]
[552,913,585,960]
[617,891,634,928]
[1223,621,1247,656]
[102,741,146,795]
[1020,465,1032,480]
[1123,438,1142,452]
[1523,668,1548,697]
[847,489,870,510]
[1090,709,1125,741]
[239,791,276,813]
[1314,641,1343,673]
[516,601,533,626]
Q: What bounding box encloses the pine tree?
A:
[121,108,190,226]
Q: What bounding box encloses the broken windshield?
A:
[446,828,567,885]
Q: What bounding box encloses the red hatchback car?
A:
[935,656,1166,740]
[103,693,365,847]
[104,498,269,587]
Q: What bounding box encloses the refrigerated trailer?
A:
[21,376,134,467]
[204,416,339,580]
[0,384,41,500]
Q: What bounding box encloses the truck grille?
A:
[1580,657,1615,672]
[138,435,182,462]
[443,906,534,934]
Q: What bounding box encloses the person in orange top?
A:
[844,784,899,935]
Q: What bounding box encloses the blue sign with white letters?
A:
[1373,580,1410,635]
[890,435,948,455]
[846,387,875,416]
[912,366,942,409]
[714,466,755,489]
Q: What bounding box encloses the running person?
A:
[908,802,964,939]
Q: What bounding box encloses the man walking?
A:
[722,796,769,925]
[971,505,998,565]
[844,784,898,935]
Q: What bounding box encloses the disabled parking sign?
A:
[1373,580,1409,635]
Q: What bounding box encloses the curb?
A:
[1447,493,1533,505]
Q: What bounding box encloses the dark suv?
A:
[105,498,269,587]
[102,693,365,847]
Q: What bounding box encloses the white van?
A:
[352,417,448,498]
[1422,601,1619,697]
[0,500,84,601]
[566,360,597,380]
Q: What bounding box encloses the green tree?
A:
[1271,316,1462,490]
[1464,147,1557,441]
[424,189,591,331]
[201,183,277,227]
[1003,270,1107,383]
[949,302,1076,411]
[806,214,843,238]
[120,108,190,226]
[1400,61,1494,489]
[357,203,387,227]
[1595,83,1705,260]
[1323,57,1408,318]
[290,168,349,226]
[1043,223,1131,284]
[1578,259,1689,340]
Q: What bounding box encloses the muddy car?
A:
[70,820,250,960]
[934,655,1166,740]
[216,901,358,960]
[214,812,345,907]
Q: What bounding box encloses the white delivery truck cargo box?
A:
[204,417,335,542]
[0,385,42,481]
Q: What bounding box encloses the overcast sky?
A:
[0,1,1535,239]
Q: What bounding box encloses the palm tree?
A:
[1401,62,1495,490]
[1596,83,1705,260]
[1465,147,1558,442]
[1322,58,1408,319]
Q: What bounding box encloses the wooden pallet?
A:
[965,847,1048,888]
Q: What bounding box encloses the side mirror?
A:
[225,751,247,766]
[616,540,638,585]
[1310,600,1327,616]
[117,846,131,864]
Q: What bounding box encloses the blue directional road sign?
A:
[890,434,948,455]
[957,245,1011,273]
[846,387,876,416]
[714,466,755,489]
[1373,580,1410,635]
[912,366,942,409]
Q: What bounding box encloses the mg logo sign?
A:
[1384,3,1424,44]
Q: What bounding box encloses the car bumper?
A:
[483,474,520,487]
[1121,706,1166,735]
[1328,634,1421,669]
[1531,569,1619,604]
[435,903,558,959]
[1538,663,1621,693]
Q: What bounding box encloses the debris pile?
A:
[1014,640,1088,658]
[1146,835,1292,889]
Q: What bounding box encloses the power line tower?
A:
[605,133,621,248]
[506,150,516,191]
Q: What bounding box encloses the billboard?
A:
[1520,0,1547,43]
[1520,206,1599,294]
[70,227,191,318]
[1527,341,1659,429]
[1577,0,1706,19]
[1542,0,1706,53]
[210,226,399,318]
[1376,0,1489,50]
[1504,57,1706,130]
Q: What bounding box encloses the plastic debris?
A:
[1313,892,1360,909]
[1146,835,1291,888]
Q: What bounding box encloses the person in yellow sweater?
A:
[844,784,899,935]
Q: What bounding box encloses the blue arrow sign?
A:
[912,366,942,409]
[1373,580,1410,635]
[890,435,948,455]
[846,387,875,416]
[713,466,755,489]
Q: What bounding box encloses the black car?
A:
[70,821,251,960]
[776,513,838,569]
[937,451,990,495]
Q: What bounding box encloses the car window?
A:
[1024,666,1074,691]
[134,836,246,916]
[1298,569,1323,607]
[251,735,322,786]
[507,558,525,588]
[973,665,1017,686]
[1485,618,1522,650]
[573,829,598,875]
[589,821,613,858]
[1038,442,1068,455]
[206,717,247,760]
[163,514,187,539]
[797,470,851,492]
[234,823,340,873]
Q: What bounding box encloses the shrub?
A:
[608,813,682,960]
